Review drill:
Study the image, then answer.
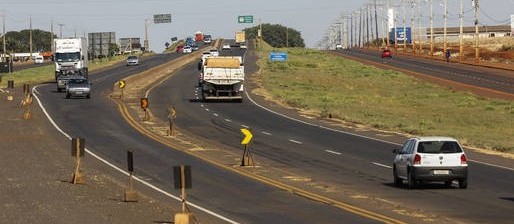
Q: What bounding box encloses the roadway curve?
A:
[144,43,514,223]
[34,51,379,223]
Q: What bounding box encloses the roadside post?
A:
[240,128,254,166]
[140,97,149,121]
[6,80,14,101]
[118,80,126,99]
[173,165,197,224]
[71,137,85,184]
[124,150,138,202]
[167,107,176,136]
[22,92,33,120]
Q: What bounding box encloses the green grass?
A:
[257,46,514,152]
[0,55,131,88]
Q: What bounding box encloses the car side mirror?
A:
[392,149,399,154]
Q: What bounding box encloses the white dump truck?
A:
[199,56,244,102]
[53,38,89,91]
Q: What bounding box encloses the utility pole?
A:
[366,5,369,45]
[350,12,354,48]
[2,11,6,62]
[144,19,150,52]
[430,0,434,56]
[473,0,479,63]
[417,0,422,52]
[50,19,54,53]
[30,14,33,61]
[403,0,407,52]
[459,0,464,61]
[359,8,363,48]
[443,0,448,55]
[58,23,65,38]
[410,0,416,53]
[374,0,379,49]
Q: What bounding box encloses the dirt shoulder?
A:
[0,88,175,223]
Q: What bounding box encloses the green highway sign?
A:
[238,15,253,23]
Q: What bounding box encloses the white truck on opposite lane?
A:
[199,56,244,102]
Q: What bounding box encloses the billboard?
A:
[119,38,141,53]
[88,32,116,58]
[390,27,412,44]
[154,14,172,24]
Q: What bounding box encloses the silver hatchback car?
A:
[393,136,468,189]
[66,76,91,99]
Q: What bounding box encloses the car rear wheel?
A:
[393,166,402,187]
[407,169,417,189]
[458,179,468,189]
[444,181,453,188]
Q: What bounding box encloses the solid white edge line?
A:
[469,159,514,171]
[289,139,302,144]
[32,86,240,224]
[244,89,514,172]
[372,162,392,169]
[325,150,342,155]
[261,131,272,136]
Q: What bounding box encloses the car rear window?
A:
[417,141,462,154]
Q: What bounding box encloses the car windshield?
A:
[55,52,80,62]
[418,141,462,154]
[127,56,137,60]
[69,79,88,85]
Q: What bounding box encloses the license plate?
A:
[76,92,83,95]
[433,170,450,175]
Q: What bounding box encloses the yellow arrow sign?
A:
[119,80,126,89]
[240,128,253,145]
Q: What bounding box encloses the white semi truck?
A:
[53,38,89,91]
[199,56,244,102]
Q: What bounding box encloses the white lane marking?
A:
[32,86,240,224]
[244,91,513,171]
[325,150,342,155]
[469,159,514,171]
[225,119,232,122]
[289,139,302,144]
[372,162,392,169]
[241,125,250,128]
[213,113,219,117]
[261,131,272,136]
[200,104,205,108]
[205,108,210,111]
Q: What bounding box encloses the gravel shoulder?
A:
[0,88,177,224]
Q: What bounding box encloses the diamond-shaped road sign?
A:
[240,128,253,145]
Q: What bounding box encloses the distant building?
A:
[426,25,511,42]
[88,32,116,58]
[119,38,142,54]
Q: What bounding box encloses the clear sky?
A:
[1,0,512,51]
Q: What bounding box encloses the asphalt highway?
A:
[146,44,514,223]
[34,51,380,223]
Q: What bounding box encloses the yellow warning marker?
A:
[240,128,253,145]
[240,128,254,166]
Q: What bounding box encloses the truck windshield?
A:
[55,52,80,62]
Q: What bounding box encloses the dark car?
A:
[176,45,184,53]
[382,49,392,58]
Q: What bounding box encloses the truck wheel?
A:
[86,94,91,99]
[66,94,70,99]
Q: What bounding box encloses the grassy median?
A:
[256,45,514,153]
